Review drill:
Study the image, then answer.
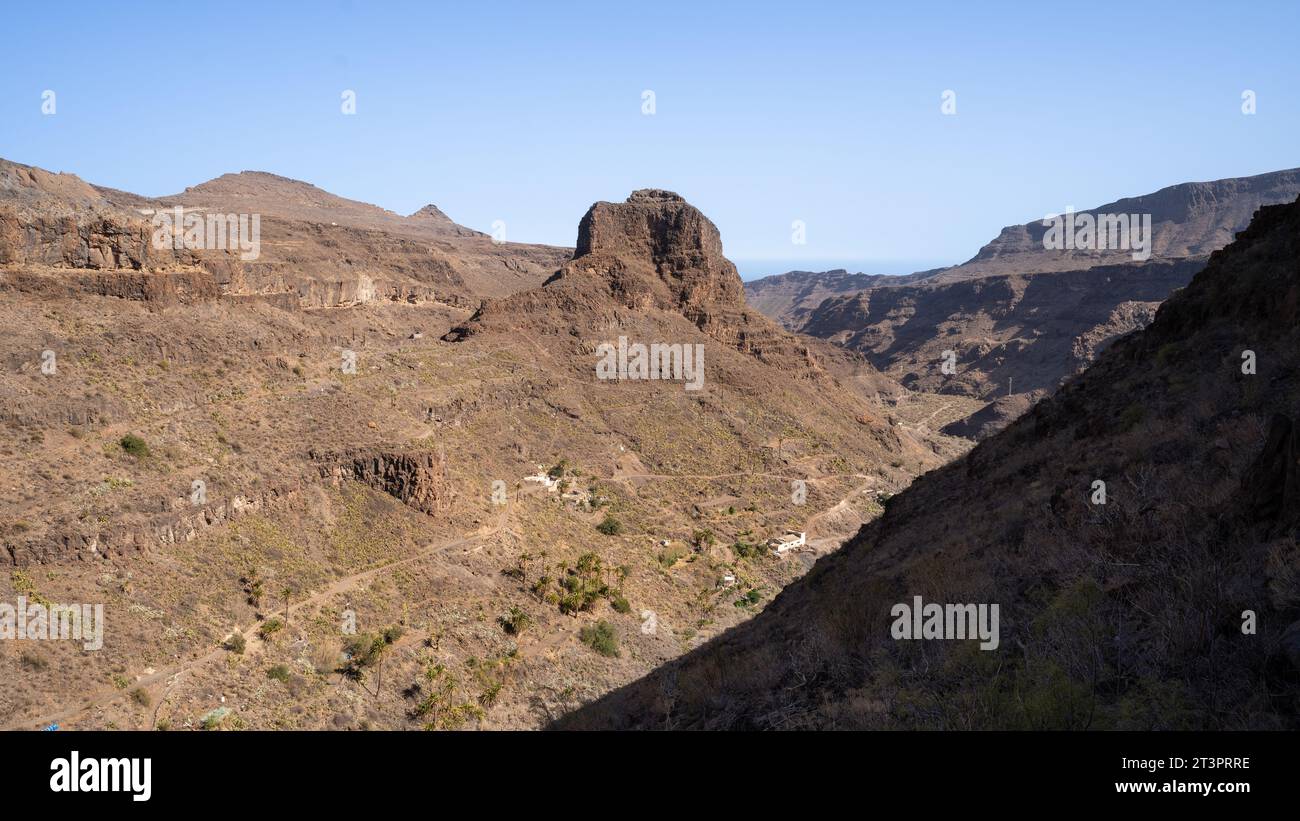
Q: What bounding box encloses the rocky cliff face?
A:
[555,195,1300,730]
[743,268,917,330]
[956,168,1300,278]
[448,190,841,378]
[313,448,454,516]
[572,189,746,313]
[802,259,1205,397]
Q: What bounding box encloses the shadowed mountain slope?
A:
[555,195,1300,730]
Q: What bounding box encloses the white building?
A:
[767,531,806,555]
[524,467,559,491]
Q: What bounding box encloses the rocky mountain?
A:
[801,260,1204,398]
[447,190,892,383]
[752,169,1300,438]
[744,269,922,331]
[555,193,1300,730]
[161,171,483,239]
[0,173,960,731]
[949,168,1300,279]
[0,158,571,310]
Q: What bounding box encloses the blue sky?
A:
[2,0,1297,278]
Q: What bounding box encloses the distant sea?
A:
[734,258,958,282]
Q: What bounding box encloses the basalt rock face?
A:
[744,268,926,331]
[447,190,833,376]
[313,448,454,516]
[555,196,1300,730]
[573,189,746,313]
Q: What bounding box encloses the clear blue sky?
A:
[2,0,1297,278]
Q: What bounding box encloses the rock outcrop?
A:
[447,189,835,377]
[4,483,305,565]
[313,448,453,515]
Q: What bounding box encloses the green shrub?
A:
[579,620,620,657]
[224,632,246,654]
[119,434,150,458]
[257,618,283,640]
[731,539,764,559]
[609,594,631,614]
[266,665,291,682]
[340,625,402,680]
[596,515,623,536]
[130,687,151,707]
[734,588,763,608]
[199,707,230,731]
[498,606,531,636]
[692,529,716,549]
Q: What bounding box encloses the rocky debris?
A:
[0,391,120,428]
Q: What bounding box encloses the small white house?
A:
[768,531,806,555]
[524,467,558,491]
